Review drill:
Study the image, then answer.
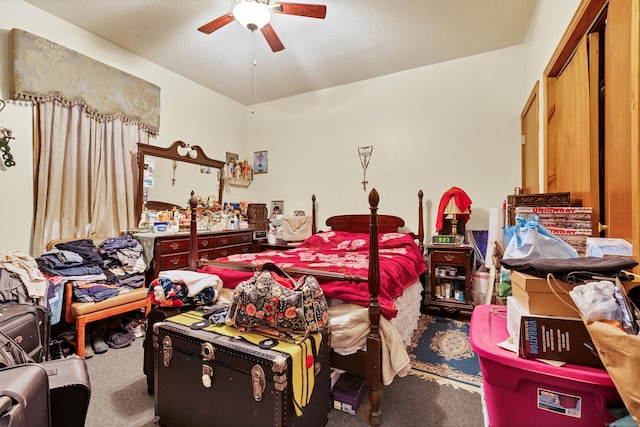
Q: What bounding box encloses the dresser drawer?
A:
[158,238,190,254]
[158,252,189,270]
[198,236,216,250]
[213,232,253,248]
[202,243,252,260]
[430,250,467,265]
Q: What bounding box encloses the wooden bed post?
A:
[367,189,382,427]
[189,191,198,270]
[418,189,425,252]
[311,194,317,235]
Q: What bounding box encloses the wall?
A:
[240,47,526,240]
[0,0,246,253]
[237,0,583,242]
[0,0,581,254]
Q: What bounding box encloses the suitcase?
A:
[143,306,184,394]
[0,364,50,427]
[154,315,330,427]
[0,303,51,362]
[42,357,91,427]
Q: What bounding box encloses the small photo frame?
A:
[254,150,268,174]
[270,200,284,217]
[225,152,239,178]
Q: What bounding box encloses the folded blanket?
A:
[501,256,638,283]
[159,270,223,297]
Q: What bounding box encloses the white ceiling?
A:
[23,0,538,106]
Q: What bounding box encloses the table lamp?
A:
[443,195,470,239]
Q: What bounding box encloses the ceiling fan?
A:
[198,0,327,52]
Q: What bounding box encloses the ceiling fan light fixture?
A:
[233,1,271,31]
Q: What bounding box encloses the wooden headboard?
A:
[319,189,424,250]
[325,215,404,234]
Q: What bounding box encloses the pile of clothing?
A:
[36,236,147,323]
[0,250,49,306]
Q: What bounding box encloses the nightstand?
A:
[424,244,474,315]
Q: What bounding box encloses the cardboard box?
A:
[332,375,367,415]
[507,192,571,226]
[546,227,592,255]
[507,296,603,368]
[515,207,593,230]
[510,271,580,317]
[519,313,603,368]
[586,237,633,258]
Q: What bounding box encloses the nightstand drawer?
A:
[430,250,466,265]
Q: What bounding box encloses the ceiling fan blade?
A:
[198,13,235,34]
[260,24,285,52]
[273,2,327,19]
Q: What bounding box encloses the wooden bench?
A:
[47,237,150,358]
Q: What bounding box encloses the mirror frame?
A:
[135,140,226,223]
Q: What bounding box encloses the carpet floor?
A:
[82,316,485,426]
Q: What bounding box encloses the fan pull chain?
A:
[251,31,256,114]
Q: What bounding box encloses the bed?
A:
[190,189,426,426]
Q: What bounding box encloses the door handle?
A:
[598,223,608,233]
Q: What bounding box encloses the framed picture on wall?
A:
[225,152,239,178]
[254,150,268,174]
[270,200,284,217]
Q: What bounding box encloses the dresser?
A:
[136,230,255,282]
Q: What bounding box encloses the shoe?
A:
[84,336,95,359]
[124,319,145,338]
[92,329,109,354]
[106,330,135,349]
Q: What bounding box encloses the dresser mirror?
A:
[135,141,225,223]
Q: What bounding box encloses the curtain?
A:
[32,100,149,256]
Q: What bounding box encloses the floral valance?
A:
[8,29,160,136]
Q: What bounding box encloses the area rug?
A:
[408,314,482,393]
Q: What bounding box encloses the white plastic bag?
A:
[502,216,578,260]
[569,280,624,324]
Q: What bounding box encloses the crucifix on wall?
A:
[358,145,373,191]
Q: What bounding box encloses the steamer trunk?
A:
[154,320,329,427]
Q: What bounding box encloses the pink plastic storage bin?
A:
[470,305,621,427]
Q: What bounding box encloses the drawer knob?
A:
[220,250,228,256]
[201,240,209,247]
[170,257,180,265]
[170,242,179,250]
[242,247,249,253]
[221,238,228,244]
[444,254,454,262]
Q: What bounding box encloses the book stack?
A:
[515,206,593,255]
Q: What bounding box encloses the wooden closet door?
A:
[549,37,598,210]
[604,0,633,242]
[521,82,540,194]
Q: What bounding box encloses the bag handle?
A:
[261,261,288,276]
[546,273,581,316]
[0,331,32,368]
[261,262,301,286]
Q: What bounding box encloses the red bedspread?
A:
[198,231,426,320]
